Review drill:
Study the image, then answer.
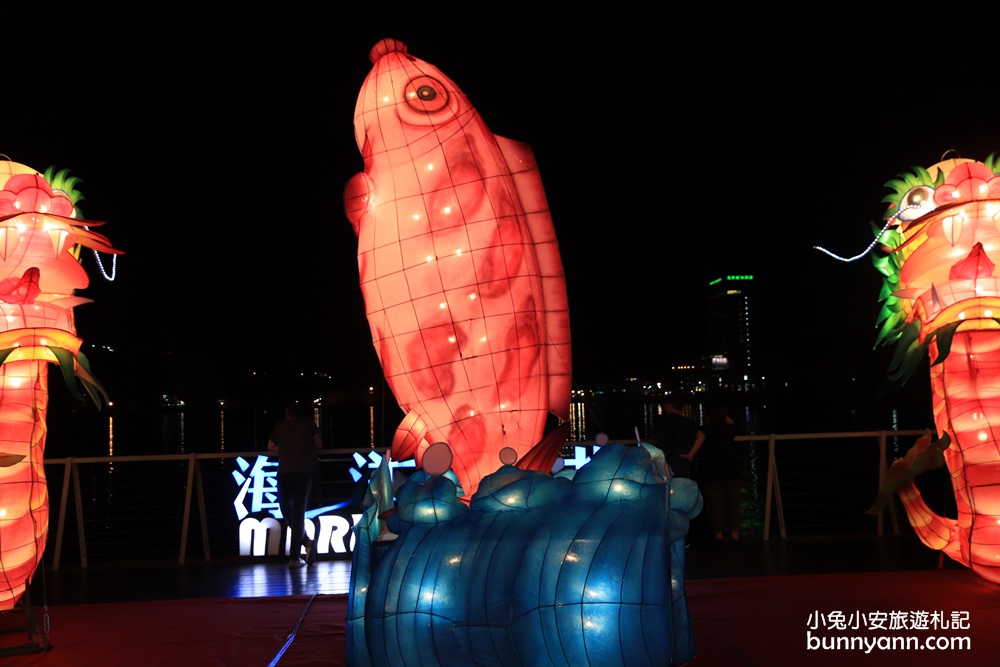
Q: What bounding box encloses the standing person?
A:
[652,394,705,478]
[699,405,742,542]
[268,402,322,568]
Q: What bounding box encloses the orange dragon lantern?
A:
[0,158,119,609]
[867,154,1000,584]
[343,39,572,500]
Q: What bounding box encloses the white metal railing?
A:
[42,430,930,568]
[43,448,370,570]
[731,429,926,540]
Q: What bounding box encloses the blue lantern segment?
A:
[348,442,702,666]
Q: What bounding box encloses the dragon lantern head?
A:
[0,159,122,406]
[874,155,1000,382]
[0,158,120,612]
[869,153,1000,583]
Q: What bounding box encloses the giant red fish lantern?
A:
[869,154,1000,584]
[343,38,572,499]
[0,159,119,609]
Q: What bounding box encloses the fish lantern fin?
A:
[517,421,572,474]
[343,172,374,238]
[391,409,430,464]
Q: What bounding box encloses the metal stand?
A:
[0,585,51,657]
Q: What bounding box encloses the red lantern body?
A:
[0,160,118,608]
[344,39,571,499]
[878,157,1000,583]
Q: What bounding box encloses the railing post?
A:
[875,431,901,536]
[771,436,786,539]
[52,459,73,571]
[763,435,786,540]
[179,453,196,565]
[876,431,885,537]
[876,431,900,536]
[195,457,211,563]
[764,439,772,541]
[72,461,87,568]
[888,449,900,535]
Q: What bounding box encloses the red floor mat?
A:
[3,569,997,666]
[685,569,1000,666]
[0,594,348,667]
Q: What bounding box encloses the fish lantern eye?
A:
[897,185,936,222]
[404,76,449,113]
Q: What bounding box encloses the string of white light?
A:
[812,205,923,263]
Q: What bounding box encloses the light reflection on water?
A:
[218,408,225,454]
[74,389,933,459]
[570,401,586,441]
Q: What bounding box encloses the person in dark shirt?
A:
[698,405,742,542]
[267,402,322,567]
[652,394,705,478]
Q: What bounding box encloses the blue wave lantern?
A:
[347,441,702,666]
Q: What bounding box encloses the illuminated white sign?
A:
[237,514,362,557]
[228,445,606,560]
[232,454,360,558]
[347,449,415,482]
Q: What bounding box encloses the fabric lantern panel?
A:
[343,38,571,500]
[0,159,119,609]
[873,155,1000,584]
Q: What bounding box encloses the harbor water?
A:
[37,374,947,563]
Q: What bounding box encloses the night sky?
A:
[6,6,1000,399]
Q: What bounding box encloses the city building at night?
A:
[705,274,759,392]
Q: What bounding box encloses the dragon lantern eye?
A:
[898,185,936,222]
[905,187,931,207]
[404,76,449,113]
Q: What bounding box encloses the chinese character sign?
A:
[232,454,361,558]
[232,455,280,519]
[0,159,119,610]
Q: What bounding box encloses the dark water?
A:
[39,374,947,562]
[571,380,934,442]
[46,377,937,458]
[567,380,942,540]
